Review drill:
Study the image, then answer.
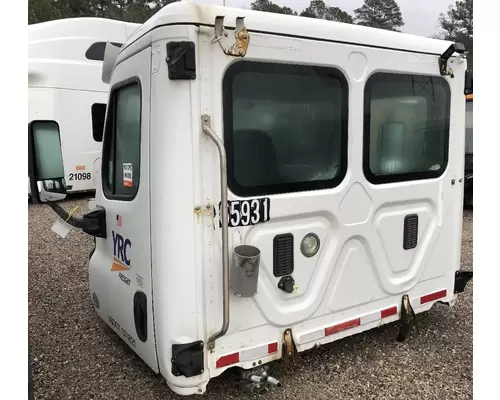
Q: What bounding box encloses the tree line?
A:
[29,0,472,68]
[28,0,177,24]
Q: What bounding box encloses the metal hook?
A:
[211,16,225,44]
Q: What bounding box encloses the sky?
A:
[191,0,455,37]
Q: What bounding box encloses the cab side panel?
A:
[89,43,159,372]
[149,26,209,394]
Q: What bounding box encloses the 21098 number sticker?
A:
[217,198,271,228]
[69,172,91,181]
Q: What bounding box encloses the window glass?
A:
[364,73,450,183]
[103,82,141,198]
[223,61,348,196]
[465,100,473,154]
[91,103,106,142]
[85,41,122,61]
[32,121,64,180]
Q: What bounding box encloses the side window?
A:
[91,103,106,142]
[363,73,451,184]
[85,42,123,61]
[465,100,473,155]
[223,61,348,197]
[102,82,141,199]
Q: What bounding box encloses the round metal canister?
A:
[230,245,261,298]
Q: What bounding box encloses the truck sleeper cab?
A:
[28,2,473,396]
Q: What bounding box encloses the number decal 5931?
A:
[218,198,270,228]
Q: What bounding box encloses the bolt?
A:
[198,389,202,393]
[258,360,262,365]
[253,362,256,366]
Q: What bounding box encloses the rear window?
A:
[363,73,451,184]
[223,61,348,197]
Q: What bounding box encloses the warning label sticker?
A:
[123,163,133,187]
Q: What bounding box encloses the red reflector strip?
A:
[215,352,239,368]
[420,289,447,305]
[381,306,398,318]
[325,318,360,336]
[268,342,278,354]
[216,342,279,368]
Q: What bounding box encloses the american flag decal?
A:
[116,214,122,227]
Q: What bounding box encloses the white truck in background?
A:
[28,17,139,200]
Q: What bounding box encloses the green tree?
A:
[354,0,404,31]
[435,0,473,69]
[438,0,472,39]
[300,0,353,24]
[250,0,297,15]
[28,0,179,24]
[29,0,64,24]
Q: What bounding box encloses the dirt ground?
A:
[28,197,473,400]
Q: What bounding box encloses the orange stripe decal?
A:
[111,257,130,271]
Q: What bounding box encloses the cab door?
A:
[89,46,158,372]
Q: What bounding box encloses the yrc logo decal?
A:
[111,230,132,271]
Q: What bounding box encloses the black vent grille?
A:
[403,214,419,250]
[273,233,294,277]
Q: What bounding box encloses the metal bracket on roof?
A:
[438,42,466,77]
[211,16,249,58]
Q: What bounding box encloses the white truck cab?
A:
[28,2,473,396]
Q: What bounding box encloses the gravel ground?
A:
[29,196,473,400]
